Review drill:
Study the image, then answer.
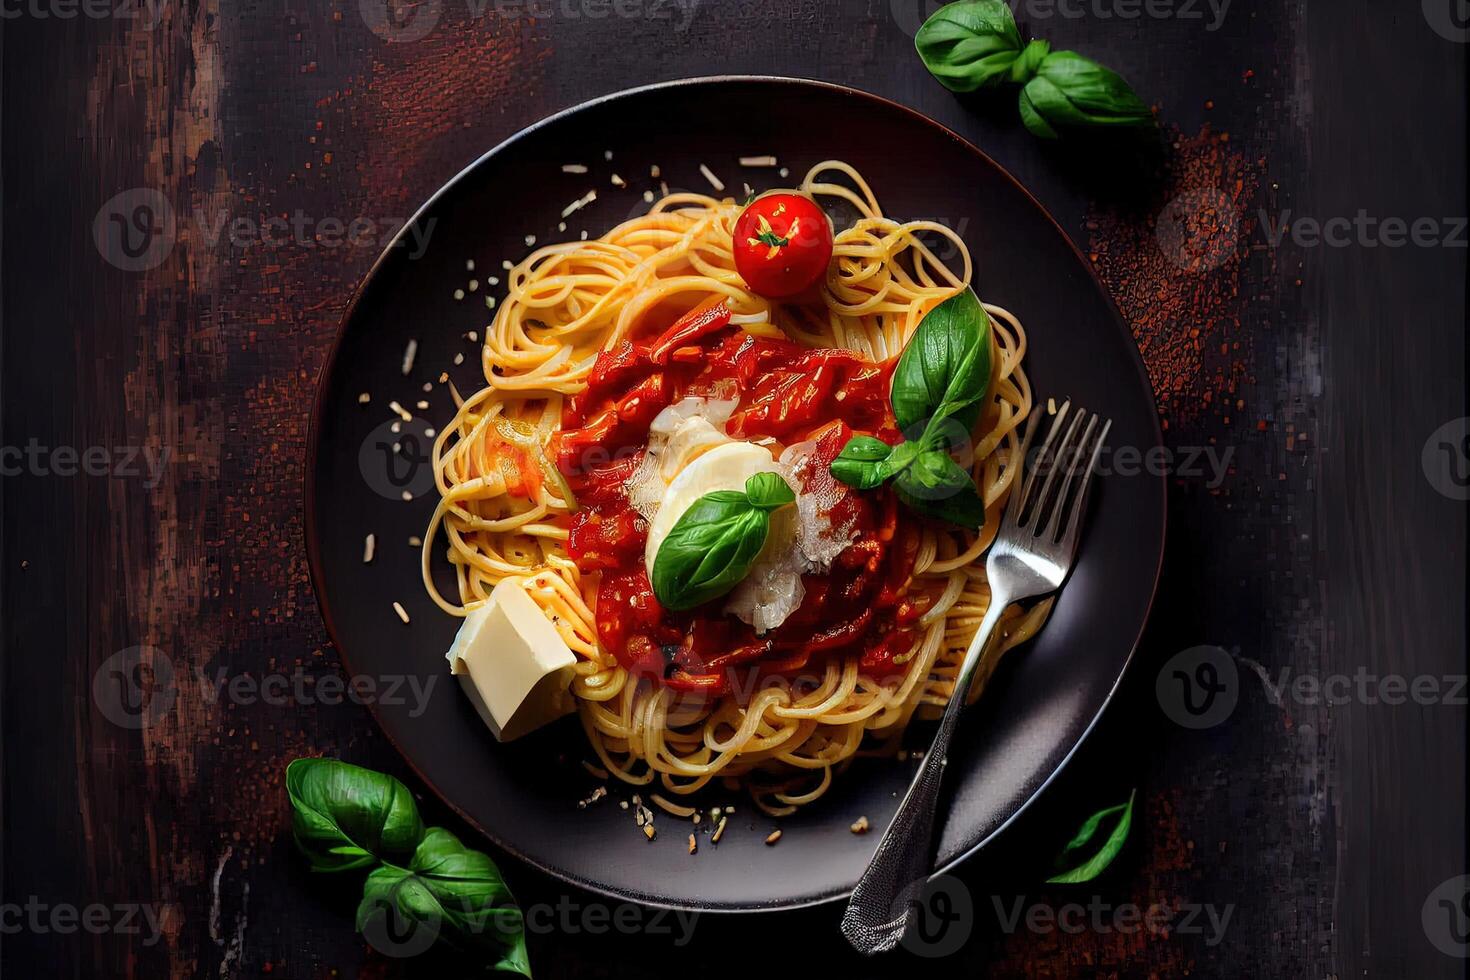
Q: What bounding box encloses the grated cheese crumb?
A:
[739,155,778,167]
[363,534,376,564]
[387,401,413,422]
[408,535,423,547]
[850,816,870,834]
[561,164,588,174]
[357,392,371,404]
[392,601,410,623]
[524,234,536,247]
[610,173,626,188]
[400,339,418,376]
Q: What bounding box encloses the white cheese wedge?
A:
[445,578,577,742]
[643,440,790,579]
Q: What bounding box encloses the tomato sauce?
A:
[554,312,926,696]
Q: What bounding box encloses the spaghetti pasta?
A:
[421,161,1050,815]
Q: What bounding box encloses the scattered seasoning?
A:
[425,428,436,438]
[387,400,413,422]
[579,230,589,241]
[488,275,500,286]
[557,221,566,232]
[502,259,513,270]
[1086,125,1258,425]
[577,786,608,809]
[739,155,777,167]
[400,339,418,376]
[1047,397,1057,414]
[603,149,613,161]
[650,164,661,178]
[643,824,656,841]
[416,400,429,411]
[850,816,870,835]
[688,834,697,855]
[390,421,402,434]
[363,534,376,564]
[400,490,413,502]
[659,180,669,198]
[524,234,536,247]
[764,829,782,846]
[357,391,371,404]
[453,288,465,301]
[619,800,630,810]
[454,352,465,365]
[778,167,790,179]
[422,382,433,392]
[561,164,589,174]
[408,535,423,547]
[643,190,654,203]
[438,371,448,383]
[610,173,626,188]
[742,182,753,200]
[711,817,728,844]
[468,331,479,342]
[392,601,410,624]
[698,164,725,192]
[468,279,479,292]
[466,259,476,271]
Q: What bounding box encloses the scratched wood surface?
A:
[1,1,1465,977]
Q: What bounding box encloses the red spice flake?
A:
[1085,126,1264,426]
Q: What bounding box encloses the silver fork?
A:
[841,400,1112,955]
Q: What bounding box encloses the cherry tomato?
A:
[732,193,834,299]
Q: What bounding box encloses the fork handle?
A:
[840,596,1010,954]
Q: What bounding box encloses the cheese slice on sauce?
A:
[642,440,791,579]
[446,579,577,742]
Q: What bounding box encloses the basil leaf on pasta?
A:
[893,450,988,531]
[651,473,796,611]
[891,289,991,438]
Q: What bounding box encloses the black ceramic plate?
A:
[306,76,1165,912]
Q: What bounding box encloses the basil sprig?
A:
[287,758,531,974]
[829,289,991,530]
[916,0,1154,140]
[652,472,795,611]
[1046,789,1136,884]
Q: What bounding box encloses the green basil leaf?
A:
[355,828,529,973]
[1046,790,1136,884]
[893,450,988,531]
[891,290,992,439]
[1020,52,1154,139]
[830,435,896,490]
[652,475,795,611]
[914,0,1024,93]
[286,758,425,873]
[745,471,795,509]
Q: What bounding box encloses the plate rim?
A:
[303,74,1167,914]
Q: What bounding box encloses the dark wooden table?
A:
[2,2,1465,977]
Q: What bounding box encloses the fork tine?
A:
[1003,407,1045,526]
[1043,414,1099,541]
[1058,417,1112,554]
[1013,400,1071,525]
[1025,407,1087,532]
